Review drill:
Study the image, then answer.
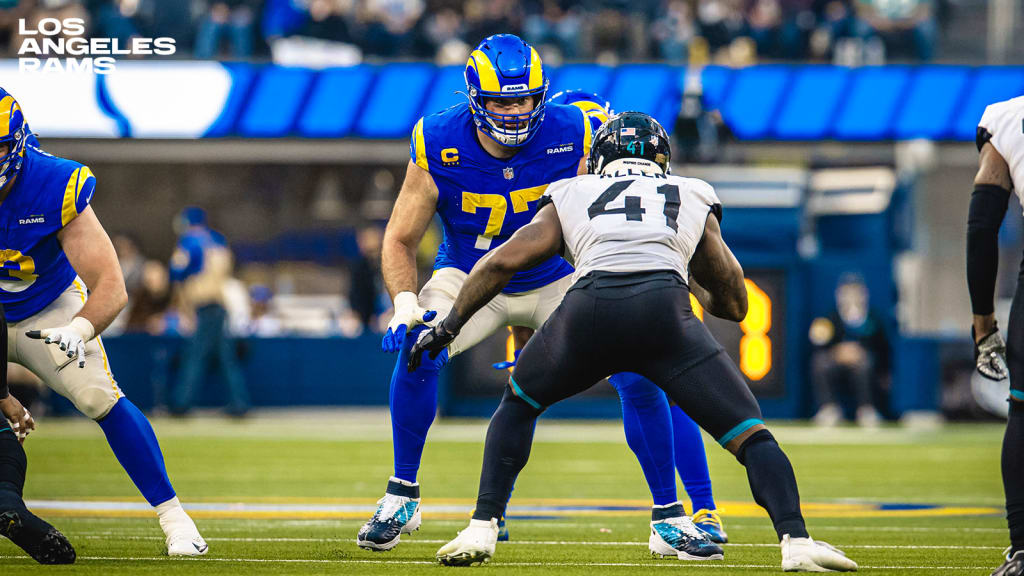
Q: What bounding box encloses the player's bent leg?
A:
[0,428,75,564]
[358,329,440,551]
[440,294,612,565]
[365,269,513,552]
[1001,273,1024,568]
[439,388,539,566]
[656,347,856,572]
[1002,398,1024,566]
[97,397,207,556]
[12,301,206,556]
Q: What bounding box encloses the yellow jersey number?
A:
[461,185,548,250]
[0,249,38,293]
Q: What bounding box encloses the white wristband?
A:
[70,316,96,341]
[393,291,418,310]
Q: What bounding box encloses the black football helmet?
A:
[587,111,671,175]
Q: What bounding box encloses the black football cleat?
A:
[0,509,75,564]
[993,548,1024,576]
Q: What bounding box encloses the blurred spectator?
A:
[809,274,889,427]
[1,0,37,55]
[108,233,146,335]
[113,233,145,296]
[92,0,140,46]
[348,224,386,333]
[194,0,257,59]
[854,0,935,61]
[301,0,355,43]
[590,7,630,63]
[696,0,747,54]
[523,0,580,60]
[652,0,696,63]
[463,0,520,47]
[808,0,857,60]
[247,284,283,336]
[358,0,424,56]
[168,206,249,417]
[261,0,308,42]
[124,260,172,335]
[746,0,782,56]
[8,0,89,56]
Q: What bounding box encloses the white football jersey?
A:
[978,95,1024,207]
[544,162,721,285]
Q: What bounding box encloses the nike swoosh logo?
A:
[194,542,208,553]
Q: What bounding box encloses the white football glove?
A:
[27,316,95,368]
[382,292,436,353]
[975,326,1008,381]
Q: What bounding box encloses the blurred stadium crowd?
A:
[1,0,950,65]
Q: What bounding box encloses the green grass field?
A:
[0,412,1010,574]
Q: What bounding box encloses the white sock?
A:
[155,496,184,519]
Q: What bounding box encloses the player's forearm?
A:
[75,274,127,336]
[966,184,1011,318]
[381,238,419,300]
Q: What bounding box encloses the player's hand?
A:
[974,325,1008,381]
[0,395,34,444]
[26,316,95,368]
[492,349,521,370]
[382,292,436,353]
[408,321,458,372]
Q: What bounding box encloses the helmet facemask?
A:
[0,125,27,190]
[468,87,547,147]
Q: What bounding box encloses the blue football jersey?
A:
[411,102,591,293]
[0,145,94,321]
[169,227,227,283]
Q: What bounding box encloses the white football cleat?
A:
[167,533,209,556]
[159,504,208,557]
[781,534,857,572]
[436,518,498,566]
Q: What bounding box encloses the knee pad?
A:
[735,429,776,465]
[76,388,120,421]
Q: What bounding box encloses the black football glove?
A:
[408,319,460,372]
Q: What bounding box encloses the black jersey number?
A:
[587,181,680,231]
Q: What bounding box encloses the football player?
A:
[358,35,718,558]
[546,89,727,544]
[0,88,207,556]
[967,95,1024,576]
[414,112,858,572]
[0,303,75,564]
